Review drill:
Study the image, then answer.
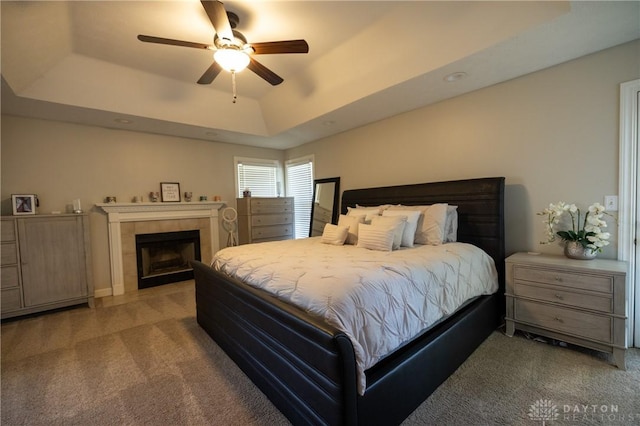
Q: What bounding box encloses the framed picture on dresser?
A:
[11,194,37,215]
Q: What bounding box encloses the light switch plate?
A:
[604,195,618,211]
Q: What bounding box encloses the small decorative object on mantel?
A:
[538,201,614,260]
[149,192,159,202]
[160,182,181,202]
[11,194,37,215]
[105,196,117,203]
[184,192,193,202]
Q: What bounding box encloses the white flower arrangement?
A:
[538,201,612,252]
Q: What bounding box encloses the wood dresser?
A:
[237,197,295,244]
[505,252,627,369]
[1,214,93,319]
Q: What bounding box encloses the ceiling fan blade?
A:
[250,40,309,55]
[197,62,223,84]
[247,57,283,86]
[201,0,233,43]
[138,35,211,50]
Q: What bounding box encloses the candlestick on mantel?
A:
[73,199,82,214]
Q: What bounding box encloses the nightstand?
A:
[505,252,627,369]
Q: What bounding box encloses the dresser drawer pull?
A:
[554,293,564,300]
[553,317,564,323]
[554,276,563,282]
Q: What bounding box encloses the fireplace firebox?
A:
[135,230,201,289]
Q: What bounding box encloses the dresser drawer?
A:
[514,282,612,313]
[1,221,16,242]
[514,265,612,293]
[251,203,294,215]
[1,288,22,311]
[514,299,612,343]
[252,213,293,227]
[252,225,293,240]
[1,243,18,265]
[1,266,19,288]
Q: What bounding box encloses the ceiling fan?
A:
[137,0,308,101]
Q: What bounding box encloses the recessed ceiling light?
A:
[443,72,467,83]
[114,118,133,124]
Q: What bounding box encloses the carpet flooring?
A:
[2,281,639,425]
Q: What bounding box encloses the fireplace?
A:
[135,230,201,289]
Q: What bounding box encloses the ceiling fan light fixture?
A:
[214,47,250,72]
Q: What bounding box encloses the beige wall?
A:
[2,40,638,296]
[0,118,284,294]
[287,40,640,259]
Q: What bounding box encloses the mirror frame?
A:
[309,177,341,237]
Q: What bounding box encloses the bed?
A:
[193,177,505,425]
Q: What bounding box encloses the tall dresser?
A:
[505,252,627,369]
[237,197,295,244]
[1,215,93,319]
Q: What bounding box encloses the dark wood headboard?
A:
[341,177,505,292]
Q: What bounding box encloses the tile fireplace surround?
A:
[97,202,225,296]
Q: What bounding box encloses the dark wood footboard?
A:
[193,260,359,425]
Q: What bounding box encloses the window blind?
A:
[286,156,314,239]
[236,160,278,198]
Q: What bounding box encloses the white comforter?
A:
[211,238,498,395]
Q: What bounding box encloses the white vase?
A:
[564,241,597,260]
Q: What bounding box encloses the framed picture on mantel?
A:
[160,182,181,202]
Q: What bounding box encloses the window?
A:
[285,155,314,239]
[234,157,281,198]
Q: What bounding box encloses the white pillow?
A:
[388,204,449,245]
[320,223,349,245]
[444,206,458,243]
[370,215,406,250]
[347,206,380,223]
[382,209,422,247]
[356,224,395,252]
[338,214,365,245]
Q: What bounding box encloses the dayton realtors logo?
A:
[528,399,559,425]
[528,399,638,424]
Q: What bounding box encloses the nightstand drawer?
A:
[252,213,293,227]
[515,299,611,343]
[514,283,612,313]
[252,225,293,240]
[514,265,612,293]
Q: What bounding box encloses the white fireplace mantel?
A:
[97,201,225,296]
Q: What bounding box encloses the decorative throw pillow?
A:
[444,205,458,242]
[382,209,422,247]
[370,215,407,250]
[347,206,381,223]
[388,203,449,245]
[320,224,349,245]
[356,224,395,252]
[338,214,365,245]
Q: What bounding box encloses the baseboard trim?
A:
[94,288,113,298]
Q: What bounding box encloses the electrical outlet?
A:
[604,195,618,211]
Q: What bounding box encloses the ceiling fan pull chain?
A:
[232,71,238,103]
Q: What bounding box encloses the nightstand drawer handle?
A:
[553,317,564,323]
[554,293,564,300]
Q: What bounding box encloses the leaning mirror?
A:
[309,177,340,237]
